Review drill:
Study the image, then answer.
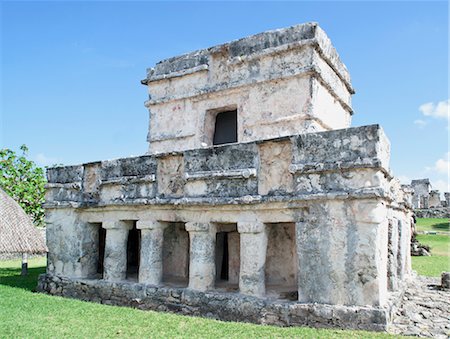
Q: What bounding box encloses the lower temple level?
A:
[40,126,414,331]
[37,272,401,331]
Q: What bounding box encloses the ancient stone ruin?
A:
[38,23,414,331]
[409,179,450,218]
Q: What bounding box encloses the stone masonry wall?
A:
[142,23,355,154]
[37,274,390,332]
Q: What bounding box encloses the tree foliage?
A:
[0,145,46,227]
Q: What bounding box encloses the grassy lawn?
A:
[415,217,449,234]
[412,218,450,277]
[0,258,398,338]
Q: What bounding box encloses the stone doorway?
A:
[162,223,190,287]
[126,223,140,281]
[97,226,106,277]
[215,224,239,292]
[265,223,298,300]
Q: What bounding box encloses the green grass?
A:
[0,258,398,338]
[411,256,450,277]
[415,217,449,234]
[412,218,450,277]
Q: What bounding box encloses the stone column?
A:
[237,221,267,297]
[387,219,399,291]
[102,220,133,281]
[137,220,166,285]
[185,222,216,291]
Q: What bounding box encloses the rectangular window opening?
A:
[213,110,237,145]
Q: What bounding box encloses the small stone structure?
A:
[409,179,450,218]
[410,178,449,209]
[38,23,414,331]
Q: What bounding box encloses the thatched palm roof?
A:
[0,188,47,254]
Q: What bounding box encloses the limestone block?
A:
[45,208,84,277]
[82,162,101,194]
[258,141,293,195]
[157,155,185,197]
[296,201,388,307]
[441,272,450,289]
[291,125,390,173]
[294,169,387,195]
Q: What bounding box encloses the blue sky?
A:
[1,1,448,194]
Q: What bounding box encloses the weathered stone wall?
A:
[428,190,441,208]
[415,208,450,219]
[142,23,354,154]
[37,274,391,331]
[411,179,430,209]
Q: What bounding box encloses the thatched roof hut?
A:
[0,188,47,254]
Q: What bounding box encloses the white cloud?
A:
[432,179,449,195]
[419,99,449,120]
[413,119,427,128]
[34,153,62,167]
[434,153,450,175]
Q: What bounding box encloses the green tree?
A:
[0,145,46,227]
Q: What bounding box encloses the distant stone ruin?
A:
[408,179,449,218]
[38,23,414,331]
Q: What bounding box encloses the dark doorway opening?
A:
[97,227,106,276]
[213,110,237,145]
[126,223,140,280]
[215,224,239,291]
[217,232,229,281]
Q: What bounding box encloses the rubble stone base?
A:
[37,273,390,331]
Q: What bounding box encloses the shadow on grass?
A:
[0,266,46,291]
[432,222,449,231]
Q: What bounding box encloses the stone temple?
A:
[38,23,414,331]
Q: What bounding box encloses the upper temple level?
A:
[141,22,355,154]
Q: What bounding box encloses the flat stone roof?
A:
[143,22,353,92]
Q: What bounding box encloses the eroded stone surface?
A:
[390,275,450,338]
